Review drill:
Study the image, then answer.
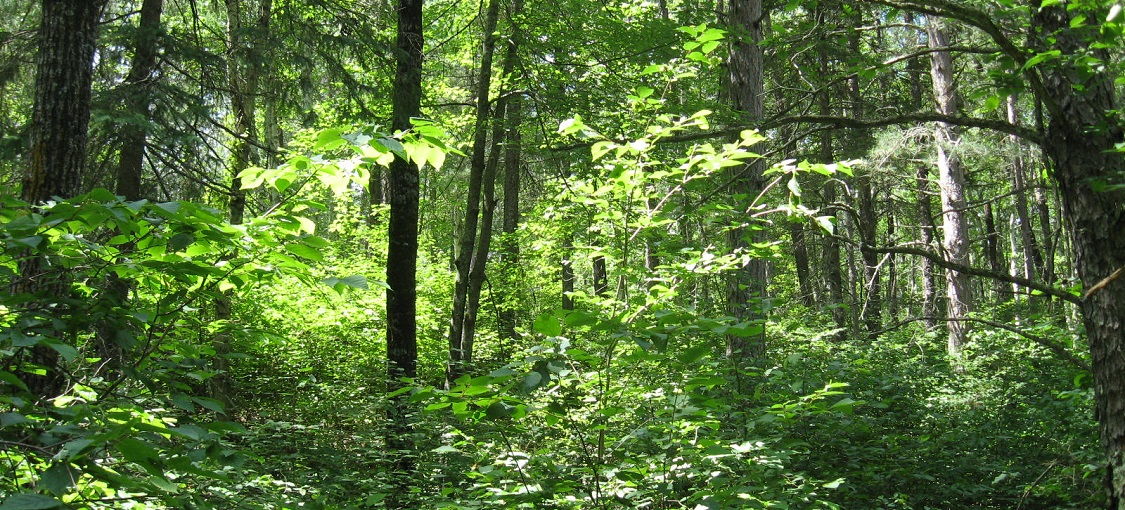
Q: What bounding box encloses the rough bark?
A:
[927,17,972,356]
[1030,4,1125,505]
[17,0,105,399]
[724,0,768,361]
[385,0,423,493]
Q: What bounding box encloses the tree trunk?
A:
[916,164,940,329]
[386,0,423,493]
[497,1,524,343]
[1031,4,1125,505]
[816,26,846,339]
[725,0,768,361]
[857,177,882,336]
[562,233,576,310]
[17,0,106,399]
[905,10,939,330]
[927,17,972,356]
[497,94,522,341]
[983,201,1007,301]
[592,254,609,297]
[1008,95,1042,288]
[99,0,163,378]
[115,0,162,201]
[447,0,502,386]
[886,209,899,320]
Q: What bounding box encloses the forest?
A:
[1,0,1123,508]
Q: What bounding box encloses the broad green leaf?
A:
[39,463,79,496]
[45,341,78,363]
[0,371,28,391]
[533,314,562,336]
[117,438,160,463]
[170,393,195,412]
[322,275,369,292]
[0,494,62,510]
[679,344,710,364]
[286,243,323,262]
[485,401,515,420]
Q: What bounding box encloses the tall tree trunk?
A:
[983,201,1007,301]
[886,209,899,320]
[385,0,423,494]
[927,17,972,356]
[211,0,269,411]
[1008,95,1042,288]
[725,0,768,361]
[115,0,162,200]
[447,0,503,386]
[917,164,940,328]
[17,0,106,399]
[100,0,163,378]
[816,24,846,339]
[592,254,609,297]
[905,10,939,329]
[1031,4,1125,506]
[847,11,881,339]
[497,0,524,343]
[497,92,522,341]
[857,178,881,336]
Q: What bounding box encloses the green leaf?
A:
[0,494,62,510]
[192,397,226,415]
[321,275,369,292]
[787,176,801,197]
[44,341,78,363]
[0,371,28,391]
[983,95,1001,111]
[1022,50,1061,71]
[39,463,80,496]
[170,393,195,412]
[285,243,323,262]
[485,401,515,420]
[533,314,562,336]
[117,438,160,463]
[679,345,710,364]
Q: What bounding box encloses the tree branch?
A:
[881,316,1090,371]
[548,112,1041,152]
[860,243,1081,305]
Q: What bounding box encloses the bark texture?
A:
[1031,4,1125,506]
[386,0,424,492]
[18,0,106,399]
[725,0,768,361]
[927,17,972,356]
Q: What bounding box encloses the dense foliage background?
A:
[1,0,1120,508]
